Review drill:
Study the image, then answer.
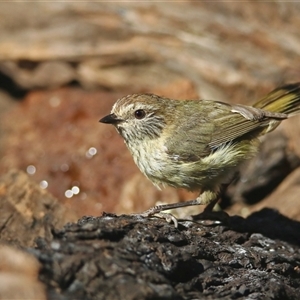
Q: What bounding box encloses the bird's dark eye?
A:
[134,109,146,119]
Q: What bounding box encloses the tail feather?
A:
[253,83,300,117]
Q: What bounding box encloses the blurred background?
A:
[1,1,300,221]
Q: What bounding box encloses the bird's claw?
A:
[130,211,179,227]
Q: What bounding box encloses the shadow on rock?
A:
[230,208,300,246]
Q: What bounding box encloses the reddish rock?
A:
[0,170,76,247]
[0,245,46,300]
[0,89,137,216]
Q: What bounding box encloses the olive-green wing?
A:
[165,100,286,162]
[208,102,286,149]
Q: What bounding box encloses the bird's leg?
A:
[132,188,230,226]
[136,198,203,216]
[130,199,201,227]
[192,186,230,224]
[131,190,218,227]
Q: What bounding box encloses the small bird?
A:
[100,83,300,225]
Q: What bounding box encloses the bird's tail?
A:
[253,83,300,117]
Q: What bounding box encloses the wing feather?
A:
[165,100,286,162]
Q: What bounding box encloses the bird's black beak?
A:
[99,113,123,124]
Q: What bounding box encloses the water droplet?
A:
[65,190,73,198]
[86,147,97,159]
[71,186,80,195]
[26,165,36,175]
[60,163,69,172]
[40,180,48,189]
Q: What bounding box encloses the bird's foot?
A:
[130,211,179,227]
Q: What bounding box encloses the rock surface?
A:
[0,170,76,247]
[0,244,46,300]
[36,213,300,300]
[0,171,299,299]
[1,2,300,221]
[0,3,300,299]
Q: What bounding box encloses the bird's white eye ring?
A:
[134,109,146,119]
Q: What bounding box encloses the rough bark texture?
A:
[37,213,300,300]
